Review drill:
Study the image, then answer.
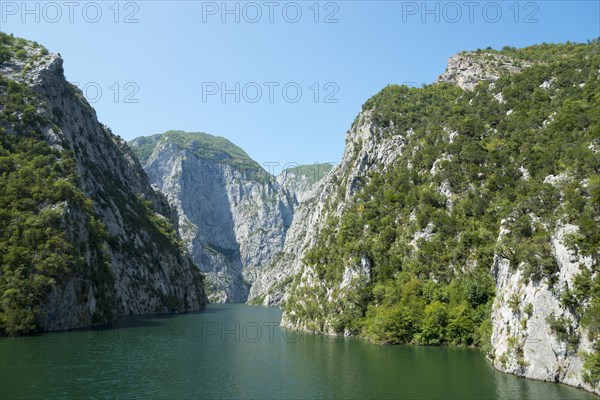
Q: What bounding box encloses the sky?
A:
[2,1,599,173]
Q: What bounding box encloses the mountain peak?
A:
[435,51,530,90]
[130,130,265,173]
[0,33,61,88]
[435,40,599,90]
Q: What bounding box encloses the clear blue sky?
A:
[2,1,599,172]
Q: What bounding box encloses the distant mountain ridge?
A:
[130,131,331,302]
[131,130,266,173]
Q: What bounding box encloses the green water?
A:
[0,304,597,399]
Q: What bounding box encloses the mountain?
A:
[3,32,598,394]
[0,34,207,335]
[271,41,599,393]
[130,133,336,303]
[277,163,334,202]
[130,131,298,302]
[245,162,335,304]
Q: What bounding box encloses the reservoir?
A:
[0,304,597,399]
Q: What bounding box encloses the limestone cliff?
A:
[490,223,598,393]
[276,41,600,394]
[0,35,206,334]
[251,112,407,306]
[130,131,297,302]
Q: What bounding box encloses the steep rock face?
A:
[275,41,600,394]
[490,224,597,393]
[276,163,334,203]
[252,111,407,307]
[132,132,295,302]
[0,36,206,333]
[435,51,530,90]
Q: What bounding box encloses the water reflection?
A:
[0,304,597,400]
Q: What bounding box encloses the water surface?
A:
[0,304,597,399]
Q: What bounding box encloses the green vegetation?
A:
[140,197,183,251]
[283,163,334,185]
[130,131,268,178]
[470,40,598,63]
[0,33,29,64]
[582,343,600,389]
[128,134,162,165]
[546,313,580,352]
[573,261,600,388]
[508,294,521,314]
[0,32,49,67]
[0,34,208,334]
[0,76,113,335]
[284,40,599,356]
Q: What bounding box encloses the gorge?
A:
[0,33,599,397]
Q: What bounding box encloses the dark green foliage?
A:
[0,46,10,64]
[546,313,580,352]
[481,40,598,63]
[140,197,183,251]
[0,77,113,335]
[573,260,600,388]
[583,342,600,388]
[0,32,49,66]
[128,134,162,165]
[0,33,30,64]
[284,40,599,352]
[130,131,268,179]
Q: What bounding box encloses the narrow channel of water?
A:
[0,304,597,399]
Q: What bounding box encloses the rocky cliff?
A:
[276,41,600,394]
[276,163,334,203]
[130,131,301,302]
[129,133,337,303]
[250,112,408,306]
[490,223,598,392]
[246,163,335,304]
[0,34,206,334]
[435,50,531,90]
